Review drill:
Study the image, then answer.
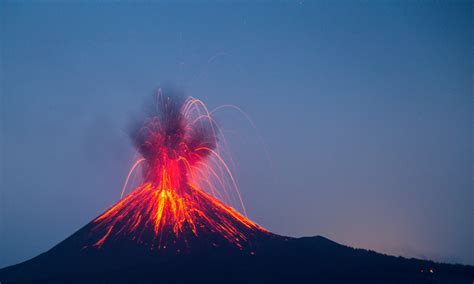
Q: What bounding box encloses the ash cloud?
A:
[129,87,218,166]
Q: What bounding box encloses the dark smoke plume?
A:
[129,87,218,182]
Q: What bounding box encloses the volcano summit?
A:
[0,91,472,283]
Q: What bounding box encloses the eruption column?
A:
[90,90,268,251]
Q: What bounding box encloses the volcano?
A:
[1,92,473,283]
[75,92,275,253]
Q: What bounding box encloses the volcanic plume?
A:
[87,89,269,252]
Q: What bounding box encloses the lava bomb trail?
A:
[88,89,269,251]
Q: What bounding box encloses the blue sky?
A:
[1,1,472,266]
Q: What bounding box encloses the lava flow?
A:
[89,90,268,251]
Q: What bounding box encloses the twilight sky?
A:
[1,1,472,267]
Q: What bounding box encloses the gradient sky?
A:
[1,1,472,267]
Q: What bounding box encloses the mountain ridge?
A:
[1,231,473,284]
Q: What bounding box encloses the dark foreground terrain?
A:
[1,234,472,284]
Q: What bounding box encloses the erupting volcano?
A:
[1,89,473,284]
[88,91,270,252]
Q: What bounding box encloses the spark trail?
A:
[89,90,269,251]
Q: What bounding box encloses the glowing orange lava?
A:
[89,92,268,251]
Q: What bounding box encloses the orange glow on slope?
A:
[92,180,266,249]
[89,93,269,250]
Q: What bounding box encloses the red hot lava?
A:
[90,91,268,251]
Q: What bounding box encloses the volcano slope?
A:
[0,227,473,284]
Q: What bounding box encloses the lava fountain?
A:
[88,90,269,252]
